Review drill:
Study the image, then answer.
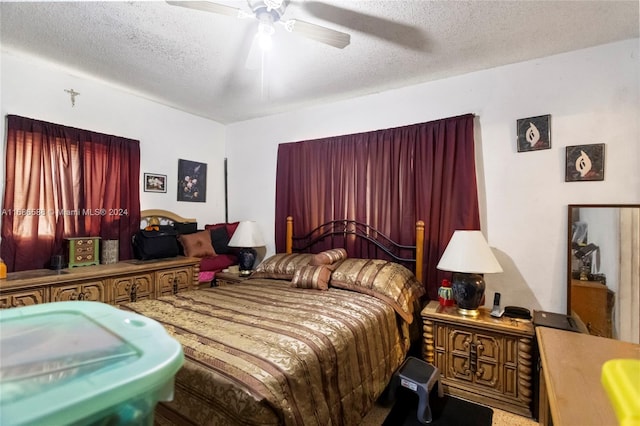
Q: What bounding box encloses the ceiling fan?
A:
[166,0,351,63]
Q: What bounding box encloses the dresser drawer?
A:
[156,267,194,296]
[111,273,154,305]
[51,280,107,302]
[0,287,48,308]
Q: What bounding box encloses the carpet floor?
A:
[360,390,538,426]
[381,388,493,426]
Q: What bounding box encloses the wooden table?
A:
[536,326,640,426]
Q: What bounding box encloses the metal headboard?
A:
[285,216,424,282]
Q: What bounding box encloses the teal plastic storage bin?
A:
[0,301,184,426]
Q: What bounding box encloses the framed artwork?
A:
[177,159,207,202]
[517,114,551,152]
[565,143,605,182]
[143,173,167,193]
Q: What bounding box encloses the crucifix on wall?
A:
[64,88,80,107]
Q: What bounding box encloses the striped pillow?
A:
[309,248,348,266]
[291,265,331,290]
[251,253,313,280]
[330,258,425,324]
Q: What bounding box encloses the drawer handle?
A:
[130,283,139,302]
[469,342,477,374]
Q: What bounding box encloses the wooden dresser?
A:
[537,326,640,426]
[0,257,200,309]
[570,279,614,338]
[421,301,535,417]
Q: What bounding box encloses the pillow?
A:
[209,226,232,254]
[199,253,237,272]
[173,221,198,235]
[291,265,331,290]
[309,248,348,266]
[205,222,240,240]
[329,258,425,324]
[251,253,313,280]
[178,230,216,258]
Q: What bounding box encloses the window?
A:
[1,115,141,272]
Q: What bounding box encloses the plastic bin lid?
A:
[0,301,183,426]
[601,358,640,426]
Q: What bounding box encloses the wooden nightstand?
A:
[421,300,534,417]
[215,271,249,286]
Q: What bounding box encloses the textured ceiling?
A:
[1,1,638,124]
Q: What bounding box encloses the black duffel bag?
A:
[132,225,179,260]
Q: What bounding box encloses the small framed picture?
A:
[517,114,551,152]
[144,173,167,193]
[565,144,605,182]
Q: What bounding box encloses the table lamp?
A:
[228,221,265,277]
[436,230,503,316]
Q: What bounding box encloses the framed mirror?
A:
[567,204,640,343]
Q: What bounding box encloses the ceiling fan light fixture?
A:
[257,30,273,51]
[257,17,275,51]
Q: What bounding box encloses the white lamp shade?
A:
[436,230,503,274]
[228,221,265,248]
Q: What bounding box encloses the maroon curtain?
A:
[274,114,480,298]
[1,115,141,272]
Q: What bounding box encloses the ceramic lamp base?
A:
[456,307,480,317]
[237,247,257,276]
[451,272,485,316]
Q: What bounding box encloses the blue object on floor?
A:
[0,301,184,426]
[388,356,444,424]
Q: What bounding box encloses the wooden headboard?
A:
[285,216,424,282]
[140,209,197,229]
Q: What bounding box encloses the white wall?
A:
[2,40,638,314]
[0,51,227,226]
[226,39,640,314]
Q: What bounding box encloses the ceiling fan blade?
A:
[165,1,244,18]
[301,1,427,51]
[282,19,350,48]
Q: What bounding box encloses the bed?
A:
[123,215,426,426]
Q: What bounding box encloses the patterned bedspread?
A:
[122,278,412,426]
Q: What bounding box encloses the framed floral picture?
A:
[143,173,167,193]
[517,114,551,152]
[565,143,605,182]
[177,159,207,202]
